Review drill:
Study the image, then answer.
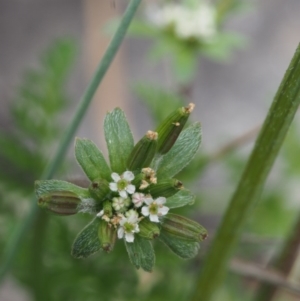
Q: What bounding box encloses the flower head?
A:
[141,197,169,222]
[109,171,136,198]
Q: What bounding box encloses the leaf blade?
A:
[166,189,195,209]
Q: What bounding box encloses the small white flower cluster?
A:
[97,171,169,243]
[149,1,217,41]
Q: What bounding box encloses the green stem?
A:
[0,0,142,282]
[190,44,300,301]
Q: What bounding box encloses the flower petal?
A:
[117,227,124,239]
[111,172,121,182]
[119,190,128,198]
[156,197,166,205]
[149,214,159,223]
[123,171,134,181]
[159,206,169,216]
[144,197,153,205]
[126,184,135,194]
[109,182,118,191]
[96,210,104,217]
[134,224,140,233]
[141,206,150,216]
[125,232,135,242]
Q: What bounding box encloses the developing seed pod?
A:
[127,130,158,170]
[156,103,195,154]
[98,220,116,253]
[149,179,183,198]
[161,213,207,242]
[89,178,110,201]
[38,191,81,216]
[138,218,160,240]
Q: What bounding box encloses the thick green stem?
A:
[190,44,300,301]
[0,0,142,282]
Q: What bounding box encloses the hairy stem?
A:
[190,44,300,301]
[0,0,142,282]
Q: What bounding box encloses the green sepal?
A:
[159,231,200,259]
[125,235,155,272]
[98,220,116,253]
[155,103,194,154]
[89,178,110,202]
[127,131,158,171]
[149,178,183,198]
[166,189,195,209]
[75,138,111,181]
[156,122,201,179]
[35,179,91,200]
[161,213,208,242]
[38,191,81,216]
[71,217,102,258]
[138,218,160,240]
[104,108,134,173]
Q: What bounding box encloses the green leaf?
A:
[159,231,200,259]
[75,138,111,181]
[71,218,102,258]
[104,108,134,173]
[166,189,195,209]
[157,122,202,179]
[35,179,90,199]
[125,235,155,272]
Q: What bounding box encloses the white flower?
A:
[112,197,125,211]
[132,192,146,208]
[117,212,140,243]
[149,2,217,41]
[109,171,136,198]
[141,197,169,222]
[96,210,104,218]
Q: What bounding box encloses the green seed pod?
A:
[98,220,116,253]
[103,200,113,217]
[38,191,81,215]
[127,130,158,170]
[161,213,207,242]
[156,103,195,154]
[89,178,110,201]
[149,179,183,198]
[138,218,160,240]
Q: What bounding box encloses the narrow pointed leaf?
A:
[71,218,102,258]
[125,235,155,272]
[157,123,201,179]
[35,179,90,199]
[159,231,200,259]
[104,108,134,173]
[166,189,195,209]
[75,138,111,181]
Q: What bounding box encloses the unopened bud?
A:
[127,130,158,170]
[98,220,116,253]
[149,179,183,198]
[156,103,195,154]
[161,213,207,242]
[89,179,110,201]
[38,191,81,215]
[138,218,160,240]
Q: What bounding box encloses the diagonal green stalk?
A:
[190,44,300,301]
[0,0,142,281]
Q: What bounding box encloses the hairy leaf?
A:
[166,189,195,209]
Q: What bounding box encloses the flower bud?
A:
[127,130,158,170]
[161,213,207,242]
[156,103,195,154]
[38,191,81,215]
[149,179,183,198]
[138,218,160,240]
[98,220,116,253]
[89,179,110,201]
